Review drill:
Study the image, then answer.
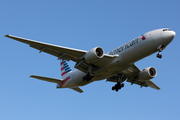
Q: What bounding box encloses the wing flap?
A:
[30,44,72,61]
[127,78,148,87]
[126,77,160,90]
[121,64,141,77]
[30,75,63,83]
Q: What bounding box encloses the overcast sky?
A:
[1,0,180,120]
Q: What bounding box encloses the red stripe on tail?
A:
[61,67,65,71]
[62,71,66,76]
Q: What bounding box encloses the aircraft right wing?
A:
[126,78,161,90]
[125,64,160,90]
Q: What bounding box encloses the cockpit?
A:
[162,29,172,31]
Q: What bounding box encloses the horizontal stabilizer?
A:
[31,75,83,93]
[70,87,83,93]
[30,75,63,83]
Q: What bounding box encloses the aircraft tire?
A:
[86,78,90,82]
[115,88,119,92]
[159,54,162,58]
[121,83,124,88]
[112,86,115,90]
[157,54,162,59]
[82,76,86,81]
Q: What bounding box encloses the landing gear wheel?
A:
[121,83,124,87]
[111,74,126,92]
[156,53,162,59]
[156,45,165,59]
[112,83,124,92]
[115,88,119,92]
[83,76,86,81]
[86,79,90,82]
[115,83,119,88]
[112,86,115,91]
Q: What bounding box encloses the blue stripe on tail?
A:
[60,59,72,75]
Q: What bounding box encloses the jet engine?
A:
[138,67,157,80]
[84,47,104,63]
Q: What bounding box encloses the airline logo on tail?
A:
[60,59,72,78]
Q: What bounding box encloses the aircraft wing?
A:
[107,64,161,90]
[126,78,160,90]
[5,35,87,62]
[5,35,116,67]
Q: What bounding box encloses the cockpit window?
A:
[163,29,172,31]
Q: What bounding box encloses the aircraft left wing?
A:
[5,35,116,67]
[5,35,87,62]
[107,64,161,90]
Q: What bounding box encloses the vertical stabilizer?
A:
[60,59,72,79]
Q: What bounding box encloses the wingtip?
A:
[5,34,10,37]
[29,75,36,78]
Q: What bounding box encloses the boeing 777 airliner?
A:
[5,28,176,93]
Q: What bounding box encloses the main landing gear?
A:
[156,45,166,59]
[83,72,94,82]
[82,65,96,82]
[112,82,124,92]
[112,75,125,92]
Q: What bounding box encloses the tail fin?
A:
[60,59,72,79]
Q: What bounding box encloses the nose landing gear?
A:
[82,65,96,82]
[156,45,166,59]
[157,53,162,59]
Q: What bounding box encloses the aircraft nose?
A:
[169,31,176,39]
[163,30,176,40]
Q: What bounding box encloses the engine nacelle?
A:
[138,67,157,80]
[85,47,104,63]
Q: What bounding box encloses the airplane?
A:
[5,28,176,93]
